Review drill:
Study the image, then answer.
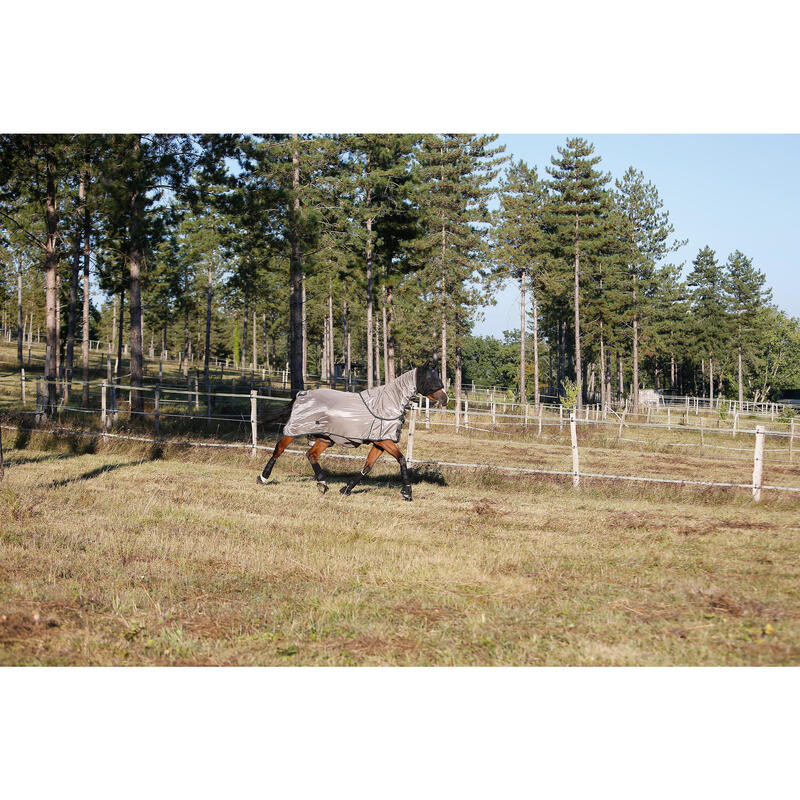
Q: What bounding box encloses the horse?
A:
[257,362,447,501]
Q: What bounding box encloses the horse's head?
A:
[415,362,448,407]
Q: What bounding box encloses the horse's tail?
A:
[260,398,295,429]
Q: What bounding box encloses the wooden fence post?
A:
[559,404,563,432]
[789,419,794,464]
[250,389,258,457]
[752,425,765,502]
[407,403,417,467]
[425,396,430,430]
[733,410,739,438]
[101,380,107,433]
[491,402,496,432]
[20,368,26,405]
[700,417,705,449]
[154,385,161,433]
[35,378,42,424]
[570,411,580,488]
[464,397,469,431]
[524,402,529,428]
[667,406,671,431]
[537,403,543,438]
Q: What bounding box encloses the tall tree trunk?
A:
[183,301,190,377]
[16,266,23,368]
[242,293,249,372]
[128,137,145,414]
[737,322,744,407]
[532,282,539,407]
[573,228,583,410]
[599,325,607,411]
[287,134,305,398]
[44,152,59,414]
[56,274,62,391]
[386,286,396,381]
[365,208,374,389]
[343,299,351,391]
[440,218,447,387]
[262,312,269,372]
[374,315,381,386]
[455,344,462,429]
[632,273,639,414]
[618,351,624,400]
[203,267,213,386]
[381,287,389,385]
[115,287,124,387]
[81,176,91,407]
[557,319,565,395]
[328,289,335,387]
[709,354,714,405]
[301,278,307,383]
[66,173,85,389]
[519,268,526,402]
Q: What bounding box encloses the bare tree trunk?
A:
[115,287,124,388]
[56,274,62,392]
[252,309,257,373]
[374,314,381,386]
[343,299,351,391]
[366,209,374,389]
[328,289,335,387]
[44,152,59,414]
[381,287,389,385]
[455,344,462,428]
[709,354,714,405]
[557,319,565,395]
[519,268,526,402]
[242,293,249,372]
[16,266,23,368]
[532,282,539,407]
[440,219,447,387]
[183,301,190,377]
[262,312,269,372]
[204,267,213,386]
[301,278,307,384]
[288,134,305,399]
[618,351,623,400]
[573,227,583,411]
[81,184,91,407]
[66,173,85,390]
[128,137,145,414]
[599,325,607,411]
[632,272,639,414]
[386,286,396,381]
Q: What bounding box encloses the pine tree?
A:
[687,245,729,403]
[614,167,684,411]
[724,250,772,405]
[544,138,611,409]
[413,134,506,390]
[495,159,548,404]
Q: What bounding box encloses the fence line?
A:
[2,422,798,498]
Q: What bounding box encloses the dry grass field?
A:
[2,422,799,666]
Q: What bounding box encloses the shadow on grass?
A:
[49,459,150,489]
[6,451,88,467]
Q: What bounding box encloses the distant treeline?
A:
[1,134,798,413]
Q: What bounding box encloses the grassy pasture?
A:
[1,425,799,666]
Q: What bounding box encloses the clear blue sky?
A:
[474,134,800,338]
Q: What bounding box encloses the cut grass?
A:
[1,435,798,666]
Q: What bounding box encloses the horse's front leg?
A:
[340,444,383,496]
[306,437,332,494]
[258,434,294,485]
[376,440,412,501]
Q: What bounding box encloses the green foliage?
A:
[560,377,579,410]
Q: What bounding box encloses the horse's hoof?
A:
[317,481,328,494]
[257,474,269,485]
[339,485,352,496]
[401,486,413,502]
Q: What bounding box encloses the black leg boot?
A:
[257,457,276,485]
[340,466,371,496]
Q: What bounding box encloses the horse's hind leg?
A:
[376,440,413,501]
[257,434,294,485]
[340,445,383,496]
[306,438,332,494]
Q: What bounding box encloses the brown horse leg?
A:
[376,440,413,501]
[257,434,295,484]
[306,438,332,494]
[339,444,383,496]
